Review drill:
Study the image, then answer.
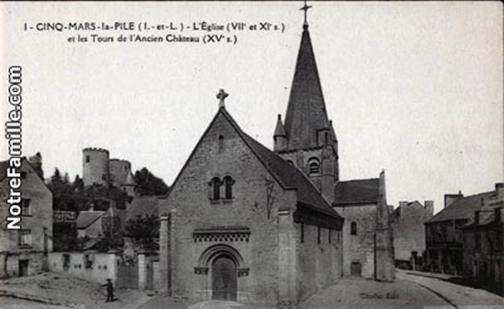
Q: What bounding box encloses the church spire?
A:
[283,3,329,151]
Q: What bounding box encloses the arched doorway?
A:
[211,255,237,300]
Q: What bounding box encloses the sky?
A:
[1,1,502,214]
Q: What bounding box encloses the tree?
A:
[50,168,62,185]
[124,214,159,251]
[73,175,84,192]
[134,167,169,196]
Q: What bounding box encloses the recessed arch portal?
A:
[198,244,243,301]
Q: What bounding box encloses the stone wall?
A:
[0,252,46,278]
[335,204,376,278]
[48,251,117,284]
[296,222,341,302]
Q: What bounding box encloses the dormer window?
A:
[308,157,320,175]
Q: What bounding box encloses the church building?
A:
[158,6,394,308]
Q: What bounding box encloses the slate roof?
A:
[426,191,495,224]
[221,109,341,220]
[333,178,380,206]
[283,26,330,150]
[125,196,159,222]
[76,210,105,229]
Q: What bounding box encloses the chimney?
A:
[399,201,408,209]
[28,152,44,179]
[495,183,504,200]
[424,200,434,215]
[444,191,463,208]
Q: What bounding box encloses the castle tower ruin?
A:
[82,147,110,187]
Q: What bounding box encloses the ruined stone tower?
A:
[82,147,110,187]
[273,22,339,203]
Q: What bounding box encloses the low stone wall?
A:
[48,251,117,284]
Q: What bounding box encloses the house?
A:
[390,200,434,269]
[425,190,494,275]
[0,155,53,277]
[460,183,504,294]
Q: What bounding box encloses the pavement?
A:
[1,271,503,309]
[398,270,504,308]
[299,276,449,309]
[0,272,150,309]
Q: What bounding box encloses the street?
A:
[0,271,502,309]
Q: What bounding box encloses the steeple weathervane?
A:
[216,89,228,109]
[300,0,312,29]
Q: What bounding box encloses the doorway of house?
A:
[18,259,29,276]
[351,261,362,277]
[212,255,237,301]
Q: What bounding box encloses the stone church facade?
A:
[158,15,394,308]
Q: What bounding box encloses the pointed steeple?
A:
[274,114,286,137]
[283,21,329,150]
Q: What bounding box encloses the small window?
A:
[210,177,221,200]
[325,132,329,145]
[21,199,31,216]
[18,230,32,247]
[317,227,321,244]
[308,157,320,175]
[351,222,357,235]
[218,135,224,150]
[223,176,234,199]
[85,155,90,163]
[20,171,27,179]
[85,254,94,269]
[328,229,332,244]
[300,223,304,243]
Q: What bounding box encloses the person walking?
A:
[102,278,115,302]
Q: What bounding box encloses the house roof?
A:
[283,26,330,150]
[76,210,105,228]
[125,196,159,222]
[426,191,495,224]
[333,178,380,206]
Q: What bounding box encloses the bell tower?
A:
[273,2,339,202]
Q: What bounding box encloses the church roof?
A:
[165,106,342,222]
[283,26,329,150]
[333,178,380,206]
[222,109,340,220]
[426,191,494,224]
